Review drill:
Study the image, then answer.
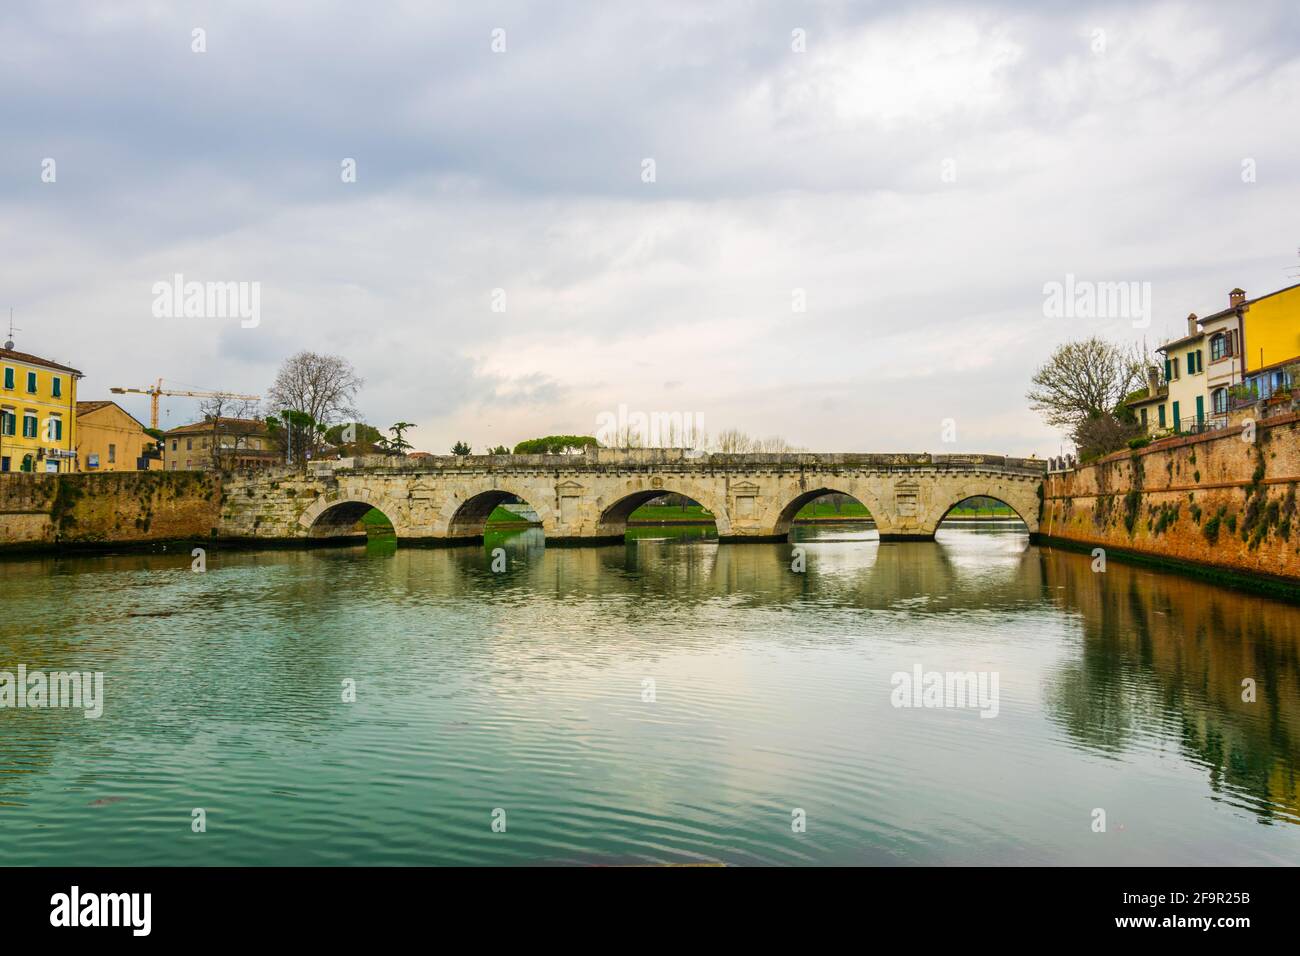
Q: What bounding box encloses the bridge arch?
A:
[772,487,875,538]
[597,478,730,538]
[446,488,545,540]
[299,489,408,539]
[765,484,887,539]
[436,482,554,541]
[925,478,1038,534]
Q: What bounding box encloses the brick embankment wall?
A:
[1041,412,1300,583]
[0,471,222,552]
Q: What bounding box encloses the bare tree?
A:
[1027,338,1147,432]
[266,352,364,463]
[198,393,261,470]
[714,428,754,453]
[754,435,796,453]
[712,430,799,454]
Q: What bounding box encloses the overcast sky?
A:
[3,1,1298,456]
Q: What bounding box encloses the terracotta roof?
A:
[1154,283,1300,353]
[1157,331,1203,353]
[1126,389,1167,406]
[163,417,269,438]
[76,400,150,430]
[0,347,82,376]
[1188,282,1300,327]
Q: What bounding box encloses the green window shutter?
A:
[54,419,62,441]
[52,377,61,397]
[26,371,36,392]
[1164,358,1172,381]
[3,368,11,389]
[1196,396,1204,425]
[1173,401,1181,431]
[1158,404,1166,427]
[1197,350,1204,372]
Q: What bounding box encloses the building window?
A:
[108,443,116,463]
[1158,404,1166,428]
[26,371,37,393]
[1212,388,1228,414]
[49,417,62,441]
[52,377,61,398]
[169,461,176,470]
[0,456,8,472]
[0,410,13,436]
[1140,407,1148,426]
[1210,333,1230,361]
[3,368,12,389]
[22,414,37,438]
[186,438,193,450]
[171,439,177,451]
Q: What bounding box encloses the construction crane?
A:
[110,379,261,430]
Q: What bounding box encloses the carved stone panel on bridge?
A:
[730,481,760,520]
[557,480,584,528]
[408,480,437,500]
[894,481,920,518]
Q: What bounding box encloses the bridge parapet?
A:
[301,449,1048,477]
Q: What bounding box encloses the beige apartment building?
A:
[163,417,278,470]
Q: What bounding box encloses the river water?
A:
[1,523,1297,865]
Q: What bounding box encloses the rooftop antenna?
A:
[4,309,18,351]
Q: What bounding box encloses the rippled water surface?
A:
[1,524,1298,865]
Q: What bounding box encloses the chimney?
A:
[1230,287,1246,308]
[1187,312,1198,336]
[1147,365,1160,397]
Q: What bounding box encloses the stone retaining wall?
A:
[1042,413,1300,581]
[0,471,221,551]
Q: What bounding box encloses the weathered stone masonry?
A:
[0,450,1045,551]
[1042,412,1300,581]
[0,470,220,551]
[218,449,1046,544]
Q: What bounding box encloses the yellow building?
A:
[1239,283,1300,372]
[1233,283,1300,402]
[75,400,159,471]
[0,345,80,473]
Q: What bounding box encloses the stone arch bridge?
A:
[218,449,1046,545]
